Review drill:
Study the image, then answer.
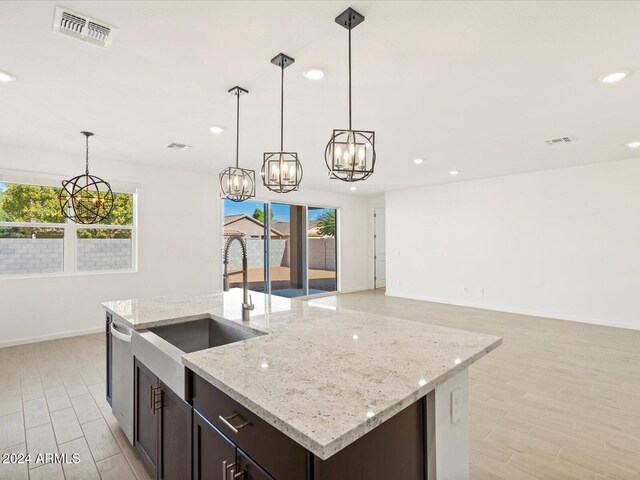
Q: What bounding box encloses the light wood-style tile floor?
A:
[0,333,151,480]
[321,290,640,480]
[1,289,639,479]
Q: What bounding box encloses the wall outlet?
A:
[451,387,462,424]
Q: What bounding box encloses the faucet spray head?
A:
[223,274,230,292]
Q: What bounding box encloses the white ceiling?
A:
[1,1,639,195]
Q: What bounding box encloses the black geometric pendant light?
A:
[220,86,256,202]
[325,7,376,182]
[59,131,114,224]
[261,53,303,193]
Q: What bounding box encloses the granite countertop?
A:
[102,289,501,460]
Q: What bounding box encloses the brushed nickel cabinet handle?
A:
[234,471,245,479]
[222,460,235,479]
[152,387,162,413]
[148,384,153,411]
[219,413,250,434]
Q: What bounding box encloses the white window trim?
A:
[0,191,138,279]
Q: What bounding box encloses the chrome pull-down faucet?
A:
[222,235,254,322]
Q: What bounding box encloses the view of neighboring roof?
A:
[270,220,290,236]
[224,215,329,238]
[224,214,286,237]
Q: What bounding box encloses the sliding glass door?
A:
[222,199,267,293]
[221,199,337,298]
[308,207,337,294]
[270,203,307,298]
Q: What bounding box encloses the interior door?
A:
[374,208,386,288]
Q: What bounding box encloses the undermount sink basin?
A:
[149,318,261,353]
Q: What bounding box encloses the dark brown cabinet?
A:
[193,410,236,480]
[237,449,274,480]
[193,409,274,480]
[134,358,192,480]
[190,370,432,480]
[159,381,192,480]
[191,373,307,480]
[131,362,431,480]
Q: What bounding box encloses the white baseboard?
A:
[385,290,640,331]
[0,326,104,349]
[339,285,370,294]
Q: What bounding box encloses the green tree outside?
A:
[0,183,133,239]
[252,207,273,224]
[316,210,336,237]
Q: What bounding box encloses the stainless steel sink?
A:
[132,317,264,399]
[149,318,261,353]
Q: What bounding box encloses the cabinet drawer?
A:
[191,373,308,480]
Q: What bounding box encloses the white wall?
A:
[0,144,372,346]
[386,159,640,330]
[0,144,220,346]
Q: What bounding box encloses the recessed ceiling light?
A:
[449,170,460,176]
[303,68,324,80]
[626,141,640,148]
[350,186,357,191]
[600,72,627,84]
[209,126,224,134]
[0,70,16,82]
[413,158,424,165]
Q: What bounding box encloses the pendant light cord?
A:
[85,134,90,175]
[280,62,284,151]
[235,91,240,168]
[348,26,352,131]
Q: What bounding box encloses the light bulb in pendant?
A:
[334,146,343,167]
[358,146,366,168]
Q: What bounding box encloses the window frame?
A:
[0,181,137,279]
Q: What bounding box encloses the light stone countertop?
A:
[102,289,501,460]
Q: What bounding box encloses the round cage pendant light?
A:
[220,86,256,202]
[325,7,376,182]
[261,53,303,193]
[59,131,114,224]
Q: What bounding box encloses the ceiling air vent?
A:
[545,136,574,145]
[166,143,192,151]
[53,6,117,48]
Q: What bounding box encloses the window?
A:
[0,180,136,276]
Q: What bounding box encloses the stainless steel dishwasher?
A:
[110,317,134,444]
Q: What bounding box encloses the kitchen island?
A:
[103,289,501,480]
